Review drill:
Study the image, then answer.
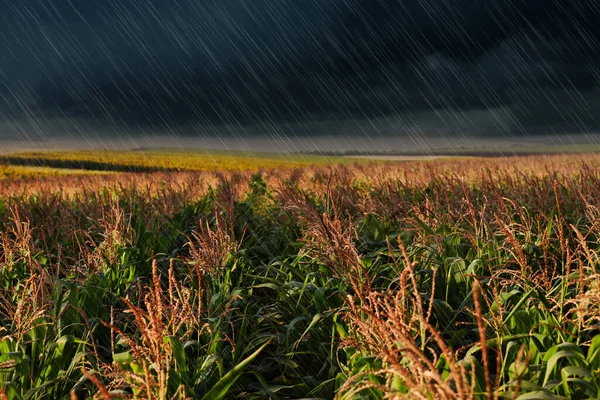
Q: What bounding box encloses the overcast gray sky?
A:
[1,0,599,144]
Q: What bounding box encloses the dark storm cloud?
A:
[1,0,599,137]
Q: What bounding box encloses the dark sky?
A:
[1,0,600,140]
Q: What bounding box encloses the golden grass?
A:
[0,149,355,173]
[0,165,108,179]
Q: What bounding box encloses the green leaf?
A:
[515,390,567,399]
[587,334,600,369]
[296,313,323,348]
[543,345,585,387]
[113,351,133,365]
[201,339,271,400]
[165,336,187,374]
[560,366,590,378]
[504,289,534,325]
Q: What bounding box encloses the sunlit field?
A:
[0,152,599,399]
[0,149,356,175]
[0,165,101,180]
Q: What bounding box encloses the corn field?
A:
[0,154,599,399]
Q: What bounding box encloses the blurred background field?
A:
[0,149,358,174]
